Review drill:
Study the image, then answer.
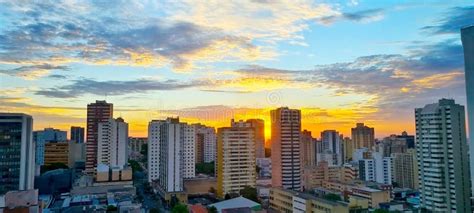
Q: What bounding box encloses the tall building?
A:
[148,118,196,193]
[33,128,67,166]
[97,118,128,169]
[318,130,342,166]
[351,123,375,150]
[461,25,474,196]
[195,133,204,164]
[271,107,302,191]
[395,131,415,149]
[128,137,147,153]
[391,149,418,189]
[216,119,256,198]
[44,142,69,166]
[86,100,113,173]
[68,141,85,168]
[159,118,183,193]
[0,113,34,195]
[358,151,392,185]
[148,120,165,183]
[343,137,353,162]
[182,124,196,179]
[380,134,408,157]
[194,124,217,163]
[300,130,316,167]
[415,99,471,212]
[246,119,265,159]
[70,126,85,143]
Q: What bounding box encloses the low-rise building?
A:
[269,187,351,213]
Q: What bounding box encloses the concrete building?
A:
[246,119,265,159]
[256,158,271,178]
[415,99,471,212]
[271,107,302,191]
[68,141,85,168]
[44,141,69,166]
[395,131,415,149]
[157,118,183,194]
[148,118,196,199]
[86,100,113,173]
[195,132,204,164]
[303,164,357,191]
[97,118,128,169]
[351,123,375,150]
[194,124,217,163]
[216,119,256,198]
[269,187,350,213]
[359,151,392,185]
[128,137,147,154]
[300,130,316,167]
[343,137,353,162]
[391,149,418,189]
[0,113,34,195]
[182,124,196,179]
[318,130,342,166]
[70,126,84,143]
[380,134,408,157]
[148,120,164,182]
[461,25,474,197]
[33,128,67,167]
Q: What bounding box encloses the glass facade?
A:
[0,118,23,194]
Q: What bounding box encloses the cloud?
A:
[422,6,474,35]
[0,1,268,73]
[0,64,69,80]
[317,8,384,25]
[170,0,340,44]
[35,78,207,98]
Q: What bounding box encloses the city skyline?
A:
[1,1,473,139]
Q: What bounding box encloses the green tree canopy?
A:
[171,203,188,213]
[239,186,258,202]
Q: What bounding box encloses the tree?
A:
[128,160,143,172]
[239,186,258,202]
[171,203,188,213]
[323,193,341,202]
[150,208,160,213]
[106,205,117,212]
[195,162,215,176]
[373,209,389,213]
[208,206,218,213]
[209,187,217,194]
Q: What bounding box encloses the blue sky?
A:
[0,0,473,137]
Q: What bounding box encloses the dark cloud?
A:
[422,6,474,35]
[317,8,384,25]
[0,1,258,72]
[47,74,68,79]
[35,78,206,98]
[0,64,70,78]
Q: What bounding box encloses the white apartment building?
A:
[148,118,196,192]
[97,117,128,169]
[415,99,471,212]
[318,130,342,166]
[358,151,391,185]
[182,124,196,179]
[148,120,164,182]
[194,124,217,163]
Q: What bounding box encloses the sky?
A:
[0,0,473,139]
